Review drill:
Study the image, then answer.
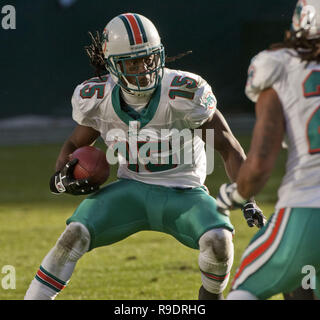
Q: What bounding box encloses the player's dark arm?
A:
[55,124,100,171]
[50,124,100,195]
[199,109,247,181]
[236,88,285,199]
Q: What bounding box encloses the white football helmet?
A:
[102,13,165,96]
[292,0,320,39]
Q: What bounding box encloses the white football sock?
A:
[24,222,90,300]
[198,229,234,294]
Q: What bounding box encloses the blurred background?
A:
[0,0,297,144]
[0,0,294,300]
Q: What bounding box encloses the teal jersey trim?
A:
[111,84,161,128]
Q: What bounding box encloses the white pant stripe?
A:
[233,208,291,289]
[240,210,279,261]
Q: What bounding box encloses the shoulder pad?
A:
[245,50,286,102]
[165,69,216,128]
[71,75,110,128]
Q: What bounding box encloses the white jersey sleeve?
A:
[71,79,106,130]
[245,50,285,103]
[169,73,217,129]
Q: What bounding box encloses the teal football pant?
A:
[231,207,320,299]
[66,178,234,251]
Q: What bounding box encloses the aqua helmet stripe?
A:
[133,13,148,43]
[121,13,145,45]
[124,13,143,44]
[119,15,135,45]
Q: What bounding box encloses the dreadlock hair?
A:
[270,29,320,64]
[84,31,107,80]
[84,30,193,79]
[165,50,193,63]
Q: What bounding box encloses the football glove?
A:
[242,200,266,229]
[216,183,266,228]
[49,158,99,196]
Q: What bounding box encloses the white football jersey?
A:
[246,48,320,209]
[72,68,216,188]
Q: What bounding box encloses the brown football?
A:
[71,146,110,185]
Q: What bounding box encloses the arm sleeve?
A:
[245,50,284,103]
[170,75,217,129]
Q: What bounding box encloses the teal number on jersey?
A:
[169,75,197,100]
[115,141,177,173]
[303,71,320,154]
[80,84,106,99]
[307,106,320,154]
[143,141,178,172]
[303,71,320,97]
[171,75,197,89]
[169,89,194,100]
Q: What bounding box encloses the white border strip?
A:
[233,208,291,289]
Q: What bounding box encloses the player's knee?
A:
[199,228,233,262]
[57,222,91,257]
[198,228,234,294]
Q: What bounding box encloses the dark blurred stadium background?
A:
[0,2,292,299]
[0,0,297,143]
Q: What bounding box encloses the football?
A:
[70,146,110,185]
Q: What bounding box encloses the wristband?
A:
[232,188,248,205]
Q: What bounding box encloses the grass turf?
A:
[0,136,287,300]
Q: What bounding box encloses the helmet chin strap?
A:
[120,87,153,107]
[120,76,156,98]
[122,87,155,97]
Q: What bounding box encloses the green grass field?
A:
[0,136,287,300]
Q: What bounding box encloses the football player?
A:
[24,13,264,300]
[216,0,320,300]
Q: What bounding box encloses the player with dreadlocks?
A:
[270,24,320,63]
[85,31,193,79]
[215,0,320,300]
[274,3,320,300]
[24,13,264,300]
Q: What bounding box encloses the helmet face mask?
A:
[102,13,165,96]
[106,45,165,94]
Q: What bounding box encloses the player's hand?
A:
[242,201,266,229]
[216,183,266,228]
[49,159,99,195]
